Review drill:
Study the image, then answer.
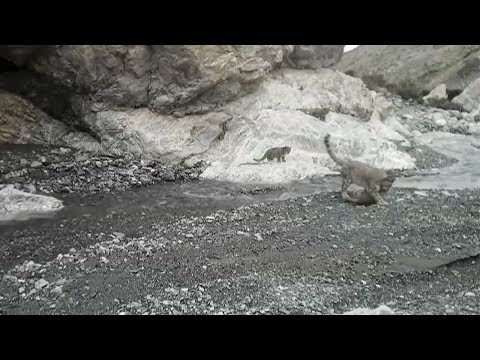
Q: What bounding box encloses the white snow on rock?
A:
[0,185,64,221]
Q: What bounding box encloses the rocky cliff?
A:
[335,45,480,98]
[1,45,420,184]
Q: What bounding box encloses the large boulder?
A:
[422,83,448,106]
[452,77,480,115]
[0,185,64,221]
[335,45,480,98]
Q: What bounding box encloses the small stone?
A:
[464,292,475,297]
[34,279,49,290]
[51,286,63,295]
[3,275,18,284]
[18,286,25,294]
[112,232,125,241]
[50,304,56,309]
[127,302,142,309]
[434,247,442,253]
[20,159,29,166]
[414,191,429,197]
[254,233,263,241]
[40,156,47,163]
[69,248,76,253]
[30,161,42,168]
[452,243,464,249]
[185,234,194,238]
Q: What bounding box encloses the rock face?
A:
[335,45,480,97]
[452,77,480,115]
[0,185,64,221]
[0,45,416,184]
[1,45,291,118]
[0,90,101,152]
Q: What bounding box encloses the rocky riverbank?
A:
[0,144,205,196]
[1,186,479,315]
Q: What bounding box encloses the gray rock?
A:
[423,84,448,105]
[30,161,42,168]
[34,279,49,290]
[3,274,18,284]
[452,78,480,114]
[51,285,63,295]
[0,185,63,219]
[112,232,125,241]
[336,45,480,96]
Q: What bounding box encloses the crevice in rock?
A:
[447,89,462,101]
[0,57,21,74]
[0,70,95,136]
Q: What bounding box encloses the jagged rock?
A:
[336,45,480,97]
[423,83,448,106]
[452,78,480,115]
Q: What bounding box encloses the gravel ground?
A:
[1,187,479,315]
[0,144,205,195]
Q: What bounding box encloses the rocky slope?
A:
[335,45,480,98]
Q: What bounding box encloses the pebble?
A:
[464,292,475,297]
[126,302,142,309]
[112,232,125,241]
[51,286,63,295]
[414,191,429,197]
[34,279,49,290]
[30,161,42,168]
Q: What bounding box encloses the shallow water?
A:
[395,133,480,190]
[0,177,340,225]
